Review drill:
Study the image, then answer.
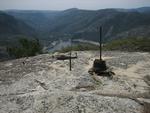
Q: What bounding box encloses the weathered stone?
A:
[0,51,150,113]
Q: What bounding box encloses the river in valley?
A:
[47,39,99,52]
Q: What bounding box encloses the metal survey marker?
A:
[88,26,114,76]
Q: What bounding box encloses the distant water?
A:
[47,39,98,52]
[48,40,72,52]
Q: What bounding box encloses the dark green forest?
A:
[7,38,42,58]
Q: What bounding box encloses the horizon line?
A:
[1,6,150,11]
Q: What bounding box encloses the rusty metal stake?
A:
[99,26,102,61]
[69,52,71,71]
[69,38,72,71]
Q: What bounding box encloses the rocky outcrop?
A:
[0,51,150,113]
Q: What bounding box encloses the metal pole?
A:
[69,38,72,71]
[99,26,102,61]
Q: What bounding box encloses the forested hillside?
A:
[0,11,35,46]
[6,7,150,42]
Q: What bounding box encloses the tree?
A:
[7,38,43,58]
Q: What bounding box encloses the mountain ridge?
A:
[0,11,36,47]
[5,7,150,41]
[0,7,149,45]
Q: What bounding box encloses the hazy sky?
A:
[0,0,150,10]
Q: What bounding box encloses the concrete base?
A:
[88,59,114,76]
[93,59,107,72]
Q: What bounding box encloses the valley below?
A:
[0,51,150,113]
[45,39,99,52]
